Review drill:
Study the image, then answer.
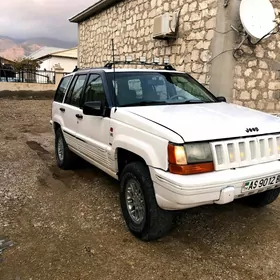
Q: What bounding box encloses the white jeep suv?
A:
[51,63,280,241]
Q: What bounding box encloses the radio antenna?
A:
[112,39,116,87]
[111,38,118,111]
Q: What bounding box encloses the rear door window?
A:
[64,76,78,104]
[54,75,72,103]
[64,74,87,107]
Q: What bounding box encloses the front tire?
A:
[241,188,280,208]
[55,127,77,170]
[120,162,174,241]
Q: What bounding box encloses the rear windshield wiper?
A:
[121,101,168,107]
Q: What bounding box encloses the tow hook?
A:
[215,186,235,204]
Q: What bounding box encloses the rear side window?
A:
[54,76,72,103]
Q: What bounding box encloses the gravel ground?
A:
[0,99,280,280]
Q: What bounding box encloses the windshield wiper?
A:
[165,100,205,105]
[182,100,206,104]
[121,101,168,107]
[174,99,214,104]
[121,99,211,107]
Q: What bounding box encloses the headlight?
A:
[184,143,213,163]
[168,142,214,175]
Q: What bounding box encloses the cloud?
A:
[0,0,95,41]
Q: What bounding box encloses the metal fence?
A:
[0,68,56,84]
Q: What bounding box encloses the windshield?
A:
[106,72,217,107]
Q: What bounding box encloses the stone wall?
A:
[79,0,218,86]
[233,0,280,113]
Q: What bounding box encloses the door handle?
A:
[75,114,83,119]
[59,108,65,112]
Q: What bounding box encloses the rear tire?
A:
[241,188,280,208]
[120,162,175,241]
[55,127,77,170]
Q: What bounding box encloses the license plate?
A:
[242,174,280,192]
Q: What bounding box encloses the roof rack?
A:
[72,66,108,72]
[103,61,176,71]
[71,61,177,73]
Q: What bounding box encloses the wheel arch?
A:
[116,148,147,177]
[113,135,168,175]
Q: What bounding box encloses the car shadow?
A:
[71,159,278,244]
[59,158,280,260]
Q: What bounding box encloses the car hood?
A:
[123,102,280,142]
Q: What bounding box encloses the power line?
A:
[192,49,235,73]
[214,29,234,34]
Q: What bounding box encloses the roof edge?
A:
[69,0,121,23]
[0,56,15,63]
[26,46,67,60]
[37,54,78,61]
[50,46,78,56]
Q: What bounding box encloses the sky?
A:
[0,0,98,42]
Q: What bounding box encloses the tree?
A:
[13,58,41,71]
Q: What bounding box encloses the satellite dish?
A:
[240,0,276,40]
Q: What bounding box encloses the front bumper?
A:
[149,160,280,210]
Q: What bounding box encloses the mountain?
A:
[21,37,76,49]
[0,36,77,61]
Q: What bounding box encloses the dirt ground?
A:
[0,99,280,280]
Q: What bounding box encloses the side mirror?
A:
[216,96,227,102]
[83,101,103,116]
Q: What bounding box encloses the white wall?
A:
[0,81,56,92]
[39,56,77,73]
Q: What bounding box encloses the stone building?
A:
[70,0,280,113]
